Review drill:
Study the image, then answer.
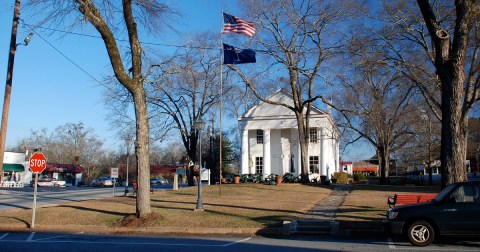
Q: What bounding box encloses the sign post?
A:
[111,167,119,197]
[29,152,47,229]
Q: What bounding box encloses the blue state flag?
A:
[223,43,256,64]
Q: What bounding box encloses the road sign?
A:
[111,167,119,178]
[29,152,47,173]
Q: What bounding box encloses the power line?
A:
[21,21,104,84]
[21,21,220,51]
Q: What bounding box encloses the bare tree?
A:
[415,0,479,187]
[231,0,351,181]
[146,35,218,186]
[334,56,420,184]
[15,122,107,183]
[360,0,480,187]
[26,0,176,217]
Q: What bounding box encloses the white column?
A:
[320,128,327,176]
[263,129,271,176]
[241,129,249,174]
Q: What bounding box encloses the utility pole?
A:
[0,0,21,181]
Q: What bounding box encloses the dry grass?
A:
[335,184,441,229]
[0,184,331,229]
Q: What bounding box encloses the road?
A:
[0,232,479,252]
[0,183,178,211]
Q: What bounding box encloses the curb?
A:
[0,224,282,236]
[0,224,388,238]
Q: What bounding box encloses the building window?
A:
[256,129,264,144]
[309,128,318,143]
[255,157,263,174]
[309,156,319,174]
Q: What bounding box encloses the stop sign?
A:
[29,152,47,173]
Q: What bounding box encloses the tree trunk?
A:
[417,0,472,188]
[186,134,197,186]
[295,111,310,182]
[440,100,468,188]
[438,52,468,188]
[132,85,151,218]
[378,144,390,185]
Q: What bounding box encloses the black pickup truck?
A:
[385,181,480,246]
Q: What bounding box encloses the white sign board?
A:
[110,167,119,178]
[200,168,210,181]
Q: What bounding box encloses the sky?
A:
[0,0,229,152]
[0,1,373,160]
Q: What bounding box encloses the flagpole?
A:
[219,11,224,197]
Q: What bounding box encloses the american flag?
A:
[222,12,255,37]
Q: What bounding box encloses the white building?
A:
[237,89,340,180]
[1,152,31,187]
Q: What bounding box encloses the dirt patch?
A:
[117,212,161,227]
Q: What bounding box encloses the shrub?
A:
[333,172,349,184]
[353,172,366,182]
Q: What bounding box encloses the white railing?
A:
[0,181,25,188]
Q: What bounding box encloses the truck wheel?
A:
[407,220,435,246]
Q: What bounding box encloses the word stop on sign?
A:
[31,159,46,167]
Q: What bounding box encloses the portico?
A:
[238,89,340,180]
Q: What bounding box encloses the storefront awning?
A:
[3,163,25,172]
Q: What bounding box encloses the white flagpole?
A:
[219,11,224,197]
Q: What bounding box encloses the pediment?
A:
[240,89,325,119]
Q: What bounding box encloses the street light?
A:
[124,137,132,196]
[194,117,205,211]
[208,125,213,183]
[0,0,34,182]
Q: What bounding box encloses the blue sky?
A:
[0,1,232,151]
[0,1,373,160]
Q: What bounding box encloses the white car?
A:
[31,177,66,187]
[150,178,167,185]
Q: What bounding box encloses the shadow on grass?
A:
[56,205,128,217]
[151,198,304,216]
[0,216,31,228]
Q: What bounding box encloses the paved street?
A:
[0,183,179,211]
[0,232,479,252]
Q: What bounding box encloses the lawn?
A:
[0,183,331,229]
[0,183,444,232]
[335,184,442,230]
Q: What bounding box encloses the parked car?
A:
[150,178,167,185]
[90,177,113,187]
[109,177,122,186]
[30,176,66,187]
[385,181,480,246]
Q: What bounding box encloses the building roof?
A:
[352,161,378,172]
[237,89,337,132]
[353,167,378,172]
[150,164,180,174]
[239,89,326,119]
[45,163,85,173]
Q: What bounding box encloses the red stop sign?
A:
[29,152,47,173]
